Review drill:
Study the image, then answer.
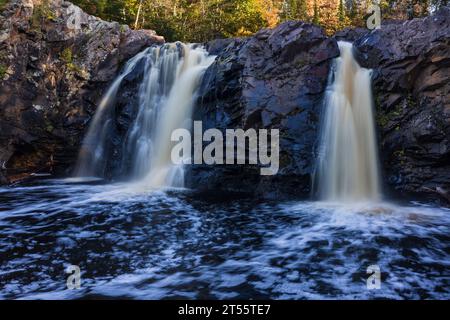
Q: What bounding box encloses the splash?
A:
[75,43,215,189]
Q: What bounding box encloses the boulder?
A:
[188,22,339,199]
[0,0,163,183]
[354,7,450,203]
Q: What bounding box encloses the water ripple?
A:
[0,181,448,299]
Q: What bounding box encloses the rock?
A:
[1,1,448,205]
[0,0,163,183]
[353,7,450,203]
[205,38,239,55]
[187,22,339,199]
[334,27,368,42]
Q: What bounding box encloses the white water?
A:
[75,50,149,177]
[315,41,381,202]
[75,43,215,188]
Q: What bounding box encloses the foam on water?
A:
[0,181,448,299]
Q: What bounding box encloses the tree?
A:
[338,0,345,23]
[134,0,143,29]
[313,0,320,24]
[70,0,442,42]
[348,0,357,20]
[297,0,309,20]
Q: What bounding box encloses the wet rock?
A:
[188,22,339,198]
[0,0,163,183]
[354,7,450,203]
[334,27,368,42]
[1,1,448,205]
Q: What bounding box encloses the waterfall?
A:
[314,41,381,202]
[75,43,215,188]
[74,50,149,178]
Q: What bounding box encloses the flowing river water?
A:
[0,179,448,299]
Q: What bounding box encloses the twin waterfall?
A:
[75,40,380,201]
[75,43,215,188]
[315,41,381,202]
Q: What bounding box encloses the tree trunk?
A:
[134,0,143,29]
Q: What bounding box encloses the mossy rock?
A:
[30,0,57,31]
[0,64,7,79]
[0,0,8,13]
[60,48,73,64]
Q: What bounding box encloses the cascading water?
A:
[75,43,215,188]
[314,41,381,202]
[74,50,149,178]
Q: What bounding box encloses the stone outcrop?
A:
[188,22,339,198]
[1,0,449,204]
[354,7,450,203]
[187,9,450,203]
[0,0,163,183]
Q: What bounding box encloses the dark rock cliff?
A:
[0,0,163,183]
[354,7,450,203]
[0,1,448,204]
[189,22,339,199]
[188,9,450,203]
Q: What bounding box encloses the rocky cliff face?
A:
[1,1,449,204]
[188,9,450,203]
[354,8,450,203]
[0,0,163,183]
[189,22,339,199]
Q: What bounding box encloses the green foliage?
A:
[46,124,54,132]
[31,0,57,31]
[0,49,6,79]
[0,0,8,13]
[60,48,73,64]
[60,47,84,74]
[376,97,403,128]
[313,0,319,24]
[120,24,128,33]
[282,0,308,21]
[70,0,270,41]
[338,0,344,22]
[0,63,7,79]
[31,5,42,30]
[41,1,57,21]
[393,149,405,157]
[406,94,417,109]
[140,0,268,42]
[393,149,406,164]
[69,0,441,42]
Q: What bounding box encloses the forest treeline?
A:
[71,0,448,42]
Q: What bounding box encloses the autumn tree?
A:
[70,0,444,41]
[313,0,320,24]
